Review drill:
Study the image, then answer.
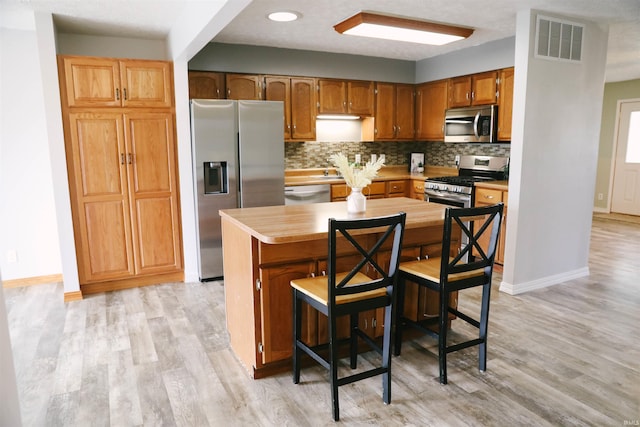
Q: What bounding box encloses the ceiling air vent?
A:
[535,15,583,62]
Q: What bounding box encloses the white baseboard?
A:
[184,272,200,283]
[499,267,590,295]
[592,206,610,213]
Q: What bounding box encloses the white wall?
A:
[415,37,516,83]
[189,42,416,83]
[0,26,62,281]
[500,10,608,294]
[57,33,168,58]
[0,280,22,426]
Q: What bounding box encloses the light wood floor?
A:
[4,216,639,426]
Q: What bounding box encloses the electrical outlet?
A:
[370,154,377,163]
[455,155,460,166]
[355,154,361,164]
[7,250,17,263]
[380,154,385,162]
[597,193,604,200]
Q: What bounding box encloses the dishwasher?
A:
[284,184,331,205]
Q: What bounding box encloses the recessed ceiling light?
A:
[268,11,300,22]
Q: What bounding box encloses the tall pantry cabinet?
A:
[58,55,183,294]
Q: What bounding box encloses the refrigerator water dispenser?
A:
[204,161,227,194]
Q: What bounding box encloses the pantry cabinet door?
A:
[67,112,134,282]
[120,60,173,108]
[61,56,121,107]
[125,112,183,275]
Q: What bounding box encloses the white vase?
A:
[347,187,366,213]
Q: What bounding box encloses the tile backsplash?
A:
[285,141,511,169]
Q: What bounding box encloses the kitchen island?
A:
[219,197,457,378]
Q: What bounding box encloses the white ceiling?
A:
[1,0,639,82]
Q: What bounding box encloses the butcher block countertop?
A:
[219,197,447,244]
[474,180,509,191]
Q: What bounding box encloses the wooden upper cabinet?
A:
[226,73,263,100]
[60,56,173,108]
[371,83,414,141]
[373,83,396,140]
[415,80,448,141]
[120,60,173,108]
[448,71,497,107]
[317,79,347,114]
[471,71,498,105]
[347,80,374,116]
[395,84,415,140]
[448,76,472,108]
[290,78,316,140]
[188,71,225,99]
[317,79,374,116]
[265,76,316,141]
[497,67,514,141]
[265,76,292,138]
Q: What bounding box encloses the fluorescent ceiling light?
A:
[268,11,300,22]
[317,114,361,120]
[334,12,473,46]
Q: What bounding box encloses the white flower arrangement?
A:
[329,153,385,189]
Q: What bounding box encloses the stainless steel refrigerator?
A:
[190,99,285,281]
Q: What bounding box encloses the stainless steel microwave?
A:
[444,105,498,143]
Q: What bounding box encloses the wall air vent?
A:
[535,15,583,62]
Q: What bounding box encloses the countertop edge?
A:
[474,180,509,191]
[220,198,447,245]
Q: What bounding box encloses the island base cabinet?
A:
[258,262,316,365]
[220,212,460,379]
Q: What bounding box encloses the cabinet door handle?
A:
[116,88,120,100]
[123,88,127,100]
[120,153,125,165]
[127,153,133,164]
[484,195,494,199]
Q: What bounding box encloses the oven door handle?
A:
[425,190,471,206]
[473,111,481,139]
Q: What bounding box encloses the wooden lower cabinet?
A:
[410,179,425,200]
[386,180,407,197]
[259,262,316,364]
[65,111,183,287]
[474,187,508,265]
[331,181,386,201]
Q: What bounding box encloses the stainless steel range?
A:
[425,155,509,208]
